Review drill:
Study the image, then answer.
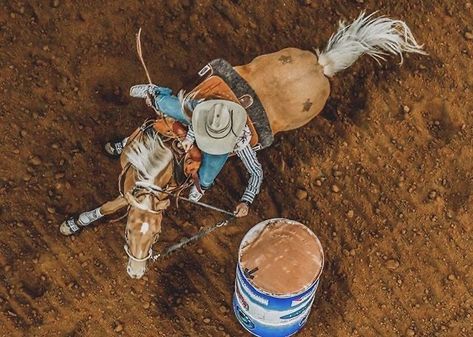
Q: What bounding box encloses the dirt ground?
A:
[1,0,472,336]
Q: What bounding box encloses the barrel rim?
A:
[238,218,324,298]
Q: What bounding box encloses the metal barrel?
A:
[233,218,324,337]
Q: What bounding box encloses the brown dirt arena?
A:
[1,1,472,336]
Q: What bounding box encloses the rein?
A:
[135,181,235,217]
[116,120,175,262]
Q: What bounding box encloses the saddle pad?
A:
[190,75,259,147]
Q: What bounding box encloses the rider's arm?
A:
[235,145,263,204]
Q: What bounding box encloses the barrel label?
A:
[236,272,269,306]
[299,313,309,327]
[235,281,249,311]
[280,300,312,320]
[235,305,255,330]
[291,281,318,307]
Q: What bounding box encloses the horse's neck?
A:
[153,159,174,189]
[120,127,143,169]
[120,126,174,192]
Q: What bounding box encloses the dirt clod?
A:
[296,189,308,200]
[406,328,415,336]
[386,259,400,270]
[114,324,123,332]
[29,156,42,166]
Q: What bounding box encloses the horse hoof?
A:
[104,142,116,156]
[59,218,80,236]
[104,139,125,158]
[59,222,72,236]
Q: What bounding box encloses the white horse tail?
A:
[317,11,427,77]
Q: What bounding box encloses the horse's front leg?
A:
[59,196,128,236]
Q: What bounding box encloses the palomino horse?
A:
[60,127,174,278]
[60,12,426,278]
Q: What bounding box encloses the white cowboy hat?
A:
[192,100,247,155]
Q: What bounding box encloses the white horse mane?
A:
[317,11,427,77]
[125,132,173,212]
[125,132,172,183]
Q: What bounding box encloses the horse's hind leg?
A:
[60,196,128,236]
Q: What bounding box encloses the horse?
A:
[59,12,426,279]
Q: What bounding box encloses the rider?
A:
[106,84,263,218]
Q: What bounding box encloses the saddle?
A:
[192,59,273,149]
[190,75,259,147]
[153,75,260,183]
[152,118,201,184]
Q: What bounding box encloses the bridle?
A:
[117,123,172,263]
[122,183,170,263]
[124,242,153,262]
[117,118,228,265]
[121,165,193,263]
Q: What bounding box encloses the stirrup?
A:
[188,185,205,202]
[130,84,158,98]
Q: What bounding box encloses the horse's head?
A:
[124,190,170,278]
[121,130,173,279]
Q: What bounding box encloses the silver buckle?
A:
[198,64,211,77]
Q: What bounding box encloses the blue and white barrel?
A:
[233,218,324,337]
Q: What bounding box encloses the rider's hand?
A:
[234,202,249,218]
[181,138,193,152]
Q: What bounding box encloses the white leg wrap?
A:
[78,208,103,226]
